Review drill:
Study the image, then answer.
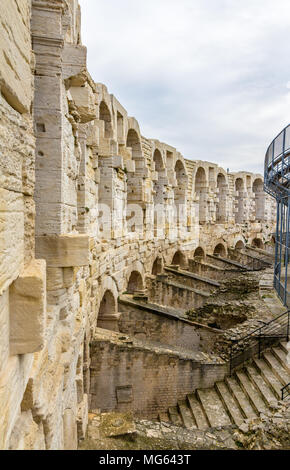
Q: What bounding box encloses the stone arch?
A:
[171,250,187,268]
[117,111,124,141]
[174,159,188,230]
[126,128,142,161]
[194,167,208,224]
[126,128,144,232]
[174,160,187,203]
[252,178,264,221]
[216,173,227,223]
[99,101,113,139]
[235,177,245,223]
[235,240,245,250]
[194,247,205,261]
[153,148,165,236]
[252,238,264,249]
[152,257,163,276]
[96,289,119,331]
[214,243,227,257]
[127,271,144,294]
[153,148,164,172]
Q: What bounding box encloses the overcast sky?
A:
[79,0,290,174]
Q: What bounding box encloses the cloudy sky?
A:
[79,0,290,174]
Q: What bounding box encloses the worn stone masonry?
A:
[0,0,280,450]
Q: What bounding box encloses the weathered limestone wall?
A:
[0,0,47,451]
[118,302,201,351]
[90,331,227,419]
[0,0,278,450]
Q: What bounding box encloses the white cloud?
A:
[79,0,290,173]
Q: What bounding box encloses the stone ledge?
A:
[36,234,90,267]
[9,259,46,356]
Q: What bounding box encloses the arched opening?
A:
[99,101,113,139]
[216,173,227,222]
[235,240,244,250]
[252,238,264,249]
[253,178,264,221]
[267,236,276,255]
[117,111,124,141]
[195,167,207,224]
[171,251,186,268]
[127,271,144,294]
[152,257,163,276]
[214,244,226,257]
[126,129,144,233]
[153,149,165,236]
[126,129,142,161]
[194,247,205,261]
[174,160,187,229]
[97,290,119,331]
[235,178,245,223]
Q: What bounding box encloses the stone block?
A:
[125,160,136,173]
[62,44,87,81]
[0,189,25,296]
[77,394,88,440]
[36,234,90,267]
[0,0,32,113]
[69,84,97,123]
[63,409,78,450]
[111,156,124,169]
[116,385,133,404]
[8,410,46,450]
[9,260,46,356]
[0,291,9,374]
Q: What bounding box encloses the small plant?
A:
[235,440,244,449]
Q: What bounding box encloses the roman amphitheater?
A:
[0,0,289,451]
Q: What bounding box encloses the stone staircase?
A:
[159,342,289,429]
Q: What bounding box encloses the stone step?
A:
[235,370,267,415]
[215,381,244,426]
[246,365,277,406]
[187,394,209,430]
[271,346,290,372]
[168,407,183,426]
[178,401,197,430]
[253,358,283,399]
[196,388,231,428]
[262,351,289,386]
[280,341,288,355]
[158,412,170,423]
[225,377,257,420]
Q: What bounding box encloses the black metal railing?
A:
[281,383,290,400]
[229,310,290,375]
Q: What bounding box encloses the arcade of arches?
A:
[0,0,279,451]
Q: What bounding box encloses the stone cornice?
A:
[32,0,67,12]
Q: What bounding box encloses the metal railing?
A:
[281,383,290,400]
[264,124,290,307]
[229,310,290,375]
[264,124,290,196]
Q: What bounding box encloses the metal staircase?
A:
[264,124,290,307]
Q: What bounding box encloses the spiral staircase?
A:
[264,124,290,307]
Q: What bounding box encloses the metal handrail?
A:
[229,310,290,375]
[264,123,290,198]
[264,125,290,308]
[231,309,289,345]
[281,383,290,400]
